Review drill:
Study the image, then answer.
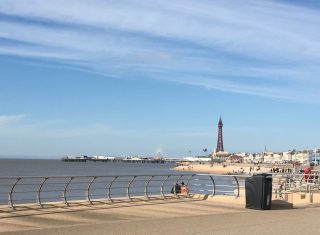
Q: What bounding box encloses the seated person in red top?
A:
[180,182,189,194]
[304,163,314,182]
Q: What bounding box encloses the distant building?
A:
[212,150,229,162]
[227,155,243,163]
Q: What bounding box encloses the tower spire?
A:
[216,116,224,152]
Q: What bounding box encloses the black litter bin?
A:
[245,173,272,210]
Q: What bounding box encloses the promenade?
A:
[1,196,319,235]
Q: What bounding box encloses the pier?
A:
[61,156,177,164]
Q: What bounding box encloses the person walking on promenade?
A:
[304,163,314,183]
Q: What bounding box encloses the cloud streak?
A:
[0,114,28,125]
[0,0,320,102]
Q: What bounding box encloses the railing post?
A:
[86,176,97,204]
[233,176,239,198]
[209,176,216,196]
[37,177,49,208]
[127,176,137,201]
[63,177,74,206]
[145,176,154,199]
[108,176,118,203]
[161,175,170,199]
[185,174,195,198]
[279,174,286,198]
[8,177,21,210]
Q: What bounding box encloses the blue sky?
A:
[0,0,320,157]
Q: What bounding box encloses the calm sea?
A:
[0,159,183,177]
[0,159,235,206]
[0,159,200,205]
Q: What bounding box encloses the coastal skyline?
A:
[1,0,320,157]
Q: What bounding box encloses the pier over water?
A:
[61,156,177,164]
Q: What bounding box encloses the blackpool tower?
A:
[216,117,224,152]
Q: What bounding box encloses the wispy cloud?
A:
[0,0,320,102]
[0,114,28,124]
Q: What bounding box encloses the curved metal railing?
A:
[2,173,320,210]
[271,173,320,199]
[0,174,245,210]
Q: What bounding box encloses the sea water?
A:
[0,159,237,205]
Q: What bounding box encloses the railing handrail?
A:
[196,173,249,178]
[2,172,317,179]
[0,173,196,179]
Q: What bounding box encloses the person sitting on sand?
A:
[171,183,181,194]
[180,182,189,194]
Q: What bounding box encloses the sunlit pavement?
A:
[0,197,319,235]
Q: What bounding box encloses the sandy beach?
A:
[174,163,272,175]
[174,163,320,175]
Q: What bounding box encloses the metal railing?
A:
[2,173,318,210]
[0,174,245,210]
[272,173,320,199]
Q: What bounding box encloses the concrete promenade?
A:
[0,196,319,235]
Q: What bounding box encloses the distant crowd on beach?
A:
[270,167,293,173]
[174,161,306,176]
